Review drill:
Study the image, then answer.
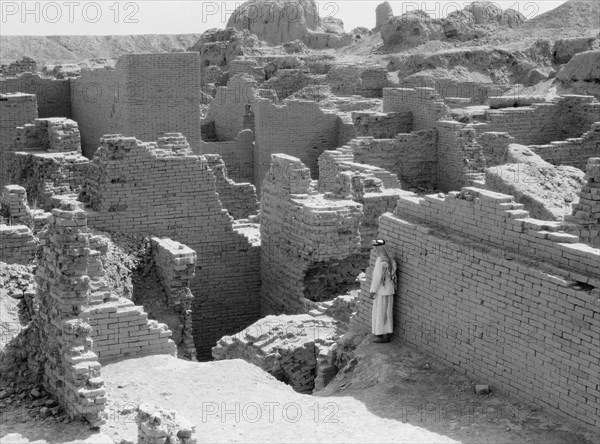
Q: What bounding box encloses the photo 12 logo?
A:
[1,1,140,25]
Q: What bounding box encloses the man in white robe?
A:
[369,239,397,343]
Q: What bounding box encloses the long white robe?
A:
[370,256,394,335]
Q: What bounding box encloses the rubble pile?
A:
[213,314,343,393]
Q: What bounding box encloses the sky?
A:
[0,1,568,36]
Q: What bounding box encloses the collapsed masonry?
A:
[79,134,261,360]
[213,314,342,393]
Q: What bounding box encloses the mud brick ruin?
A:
[1,0,599,438]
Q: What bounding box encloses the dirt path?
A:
[316,334,596,444]
[1,336,595,443]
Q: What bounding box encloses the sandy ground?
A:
[2,335,595,444]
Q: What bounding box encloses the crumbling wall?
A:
[35,201,106,425]
[349,131,438,189]
[198,129,254,183]
[151,237,197,361]
[213,314,342,393]
[206,74,261,141]
[383,87,451,131]
[260,154,363,314]
[351,111,412,139]
[71,53,201,158]
[478,95,600,145]
[529,122,600,170]
[351,187,599,432]
[327,65,388,98]
[254,100,340,193]
[437,120,485,192]
[79,134,261,360]
[0,93,38,187]
[0,73,71,118]
[0,57,37,77]
[0,224,37,265]
[204,154,259,219]
[565,158,600,247]
[14,118,81,153]
[477,131,514,166]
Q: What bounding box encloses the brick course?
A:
[351,187,599,431]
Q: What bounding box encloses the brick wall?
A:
[151,237,197,360]
[351,187,599,432]
[478,95,600,145]
[437,121,485,192]
[70,67,122,158]
[529,122,600,171]
[207,74,261,141]
[14,118,81,153]
[71,53,201,158]
[351,111,412,139]
[349,130,438,189]
[198,129,254,184]
[79,134,261,360]
[0,93,38,186]
[383,87,451,131]
[204,154,259,219]
[0,224,37,265]
[0,73,71,118]
[254,99,340,194]
[5,150,90,210]
[565,158,600,247]
[260,154,363,314]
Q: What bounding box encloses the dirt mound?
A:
[380,2,524,49]
[485,145,584,221]
[227,0,350,48]
[0,34,201,66]
[188,27,261,67]
[557,49,600,82]
[525,0,600,29]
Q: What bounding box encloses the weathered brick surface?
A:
[529,122,600,170]
[0,224,37,265]
[71,53,201,158]
[5,150,89,210]
[0,93,38,186]
[352,187,599,432]
[565,158,600,246]
[383,87,451,130]
[260,154,363,314]
[204,154,259,219]
[0,73,71,118]
[478,95,600,145]
[151,237,197,360]
[437,120,485,192]
[198,129,255,184]
[207,74,268,141]
[254,100,341,193]
[351,111,412,139]
[35,201,105,425]
[350,131,438,189]
[80,134,261,360]
[14,117,81,153]
[0,57,37,77]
